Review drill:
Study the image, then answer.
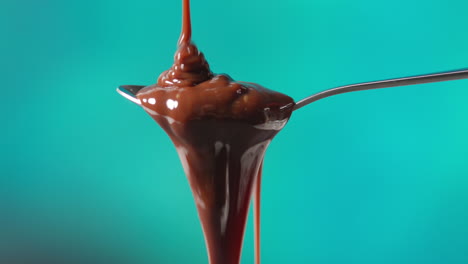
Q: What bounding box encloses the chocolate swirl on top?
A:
[157,42,213,87]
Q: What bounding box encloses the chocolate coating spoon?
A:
[117,68,468,108]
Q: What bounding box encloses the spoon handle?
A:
[294,68,468,111]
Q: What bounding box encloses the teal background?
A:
[2,0,468,263]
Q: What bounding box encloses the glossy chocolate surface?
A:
[136,1,294,263]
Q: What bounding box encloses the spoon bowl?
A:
[116,85,146,105]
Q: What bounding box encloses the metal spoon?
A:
[117,68,468,109]
[117,85,145,105]
[294,68,468,110]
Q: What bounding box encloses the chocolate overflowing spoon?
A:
[118,68,468,108]
[116,0,468,263]
[118,1,295,263]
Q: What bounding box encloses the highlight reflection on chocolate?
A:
[135,1,294,263]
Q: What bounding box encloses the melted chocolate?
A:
[136,0,295,263]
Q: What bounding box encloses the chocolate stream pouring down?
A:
[117,0,468,263]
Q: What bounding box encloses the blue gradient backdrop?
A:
[2,0,468,263]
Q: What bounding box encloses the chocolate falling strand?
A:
[254,163,263,264]
[179,0,192,45]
